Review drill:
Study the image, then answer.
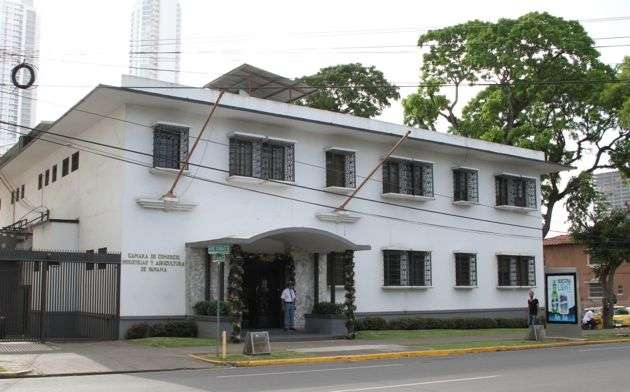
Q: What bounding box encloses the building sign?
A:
[545,273,578,324]
[208,244,230,263]
[122,252,184,273]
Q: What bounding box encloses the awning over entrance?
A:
[186,227,370,253]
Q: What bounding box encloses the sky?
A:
[26,0,630,234]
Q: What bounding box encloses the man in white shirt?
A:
[280,282,296,331]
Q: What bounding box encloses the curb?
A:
[0,369,32,378]
[189,338,630,367]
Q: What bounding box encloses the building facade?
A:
[593,170,630,210]
[128,0,181,84]
[0,0,38,154]
[0,66,566,336]
[544,234,630,308]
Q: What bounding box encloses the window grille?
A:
[453,169,478,202]
[62,158,69,176]
[326,150,356,188]
[327,252,345,286]
[498,255,535,286]
[153,124,189,170]
[383,250,431,286]
[455,253,477,286]
[229,136,295,181]
[495,175,536,208]
[71,152,79,172]
[383,159,433,197]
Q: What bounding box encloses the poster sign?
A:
[208,244,230,263]
[545,273,578,324]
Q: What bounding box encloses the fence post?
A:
[39,260,47,342]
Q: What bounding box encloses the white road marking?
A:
[579,345,630,352]
[216,363,405,378]
[324,375,501,392]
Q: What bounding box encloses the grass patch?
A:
[0,366,5,373]
[584,332,630,341]
[130,337,216,348]
[356,328,528,340]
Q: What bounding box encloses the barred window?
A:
[20,184,24,199]
[327,252,345,286]
[498,255,536,287]
[45,169,50,186]
[38,173,43,190]
[453,169,478,202]
[455,253,477,286]
[153,124,189,170]
[52,165,57,182]
[229,136,295,181]
[588,282,603,298]
[383,159,433,197]
[383,250,431,287]
[11,190,14,204]
[495,175,536,208]
[326,150,356,188]
[62,157,69,177]
[71,152,80,172]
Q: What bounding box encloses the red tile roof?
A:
[543,234,575,246]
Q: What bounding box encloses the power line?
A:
[0,124,546,240]
[0,119,545,233]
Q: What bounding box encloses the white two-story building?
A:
[0,65,567,337]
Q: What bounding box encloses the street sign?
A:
[208,244,230,263]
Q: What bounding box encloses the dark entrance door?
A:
[243,256,285,329]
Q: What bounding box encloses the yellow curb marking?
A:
[189,337,630,367]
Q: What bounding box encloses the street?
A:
[1,342,629,391]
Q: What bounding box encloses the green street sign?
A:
[207,244,231,254]
[208,244,230,263]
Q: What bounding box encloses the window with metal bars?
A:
[325,150,356,188]
[38,173,42,190]
[327,252,345,286]
[52,165,57,182]
[62,158,69,177]
[382,159,433,197]
[495,175,536,208]
[455,253,477,286]
[45,169,50,186]
[229,136,295,181]
[453,169,478,202]
[497,255,536,286]
[71,152,79,172]
[153,124,189,170]
[383,250,431,287]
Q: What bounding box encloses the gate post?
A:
[39,260,48,342]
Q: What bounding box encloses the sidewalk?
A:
[1,328,629,376]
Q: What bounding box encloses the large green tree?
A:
[402,12,629,237]
[298,63,400,118]
[567,178,630,328]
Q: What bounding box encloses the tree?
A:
[402,12,629,237]
[298,63,400,118]
[567,177,630,328]
[601,57,630,177]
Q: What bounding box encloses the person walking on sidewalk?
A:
[281,281,296,331]
[528,289,539,326]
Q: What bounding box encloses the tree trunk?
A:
[600,270,617,329]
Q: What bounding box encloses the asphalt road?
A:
[2,343,630,391]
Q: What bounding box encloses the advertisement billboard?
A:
[545,273,578,324]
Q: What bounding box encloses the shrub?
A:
[311,302,344,315]
[125,322,149,339]
[356,317,388,331]
[193,300,228,316]
[355,316,529,331]
[125,321,198,339]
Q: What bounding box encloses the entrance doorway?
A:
[243,255,286,329]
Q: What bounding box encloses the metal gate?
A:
[0,250,120,342]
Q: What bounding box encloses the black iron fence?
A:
[0,250,120,342]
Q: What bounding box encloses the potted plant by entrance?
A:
[304,302,347,336]
[191,300,232,338]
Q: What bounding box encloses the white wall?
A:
[117,103,545,318]
[0,107,126,252]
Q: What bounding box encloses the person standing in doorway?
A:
[528,289,539,326]
[281,282,296,331]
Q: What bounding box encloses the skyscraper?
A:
[0,0,38,155]
[129,0,181,84]
[593,170,630,210]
